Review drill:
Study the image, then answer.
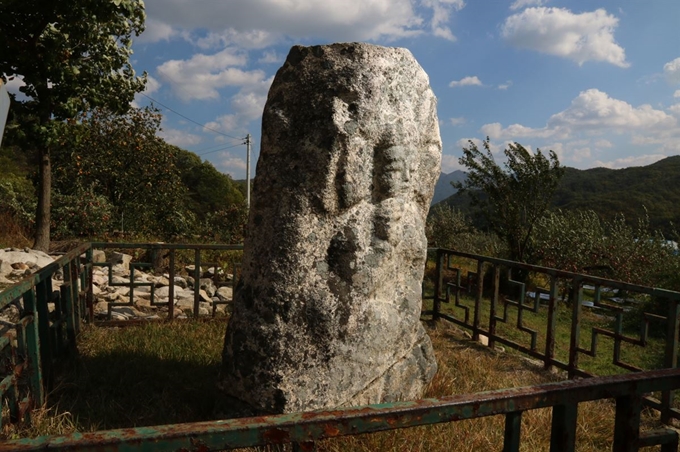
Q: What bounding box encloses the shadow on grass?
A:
[49,351,228,431]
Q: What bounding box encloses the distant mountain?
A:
[431,170,466,205]
[436,156,680,237]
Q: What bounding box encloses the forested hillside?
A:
[0,107,247,246]
[438,156,680,238]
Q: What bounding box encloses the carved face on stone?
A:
[222,43,440,413]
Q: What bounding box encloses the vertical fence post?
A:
[544,276,558,371]
[568,278,582,379]
[34,280,52,386]
[194,248,201,319]
[612,394,642,452]
[61,262,77,354]
[168,249,176,320]
[86,247,95,324]
[432,249,443,322]
[503,411,522,452]
[661,296,679,424]
[489,265,500,349]
[550,403,577,452]
[472,260,484,341]
[73,258,82,334]
[22,289,44,407]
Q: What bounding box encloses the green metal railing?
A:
[426,248,680,423]
[0,243,92,426]
[0,243,678,451]
[2,368,679,451]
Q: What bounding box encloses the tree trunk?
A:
[33,146,51,252]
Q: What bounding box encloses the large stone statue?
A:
[220,42,441,414]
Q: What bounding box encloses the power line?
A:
[140,93,244,140]
[198,142,244,156]
[192,139,245,154]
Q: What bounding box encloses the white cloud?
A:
[594,154,666,169]
[570,146,591,162]
[594,139,613,148]
[664,57,680,85]
[144,75,161,95]
[481,122,555,140]
[450,117,466,126]
[548,89,675,131]
[158,126,202,148]
[258,50,284,64]
[192,29,280,50]
[215,151,247,177]
[204,75,274,135]
[422,0,465,41]
[137,18,177,43]
[497,80,512,90]
[501,7,629,67]
[510,0,546,10]
[132,75,162,108]
[674,90,680,98]
[440,154,464,172]
[449,76,482,87]
[142,0,462,43]
[480,89,680,167]
[156,48,266,102]
[482,89,676,142]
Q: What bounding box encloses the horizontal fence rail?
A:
[2,368,679,452]
[425,247,680,423]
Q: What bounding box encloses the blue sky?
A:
[38,1,680,177]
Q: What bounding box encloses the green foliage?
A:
[0,146,36,229]
[1,0,147,250]
[426,205,505,256]
[51,188,114,240]
[175,148,244,222]
[454,138,564,263]
[52,108,191,239]
[0,181,35,227]
[199,204,248,244]
[442,157,680,241]
[46,107,247,242]
[534,209,679,289]
[0,0,146,121]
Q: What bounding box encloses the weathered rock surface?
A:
[221,42,441,414]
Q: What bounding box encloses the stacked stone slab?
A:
[221,42,441,414]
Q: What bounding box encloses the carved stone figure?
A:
[220,42,441,414]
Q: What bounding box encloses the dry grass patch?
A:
[0,319,668,451]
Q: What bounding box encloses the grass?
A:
[432,294,667,377]
[2,320,228,439]
[0,319,672,451]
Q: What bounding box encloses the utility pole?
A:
[245,133,251,208]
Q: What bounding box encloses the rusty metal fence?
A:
[89,242,243,323]
[0,242,241,427]
[0,243,678,451]
[0,243,92,426]
[2,368,679,452]
[425,247,680,424]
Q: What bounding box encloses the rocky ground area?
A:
[0,248,234,323]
